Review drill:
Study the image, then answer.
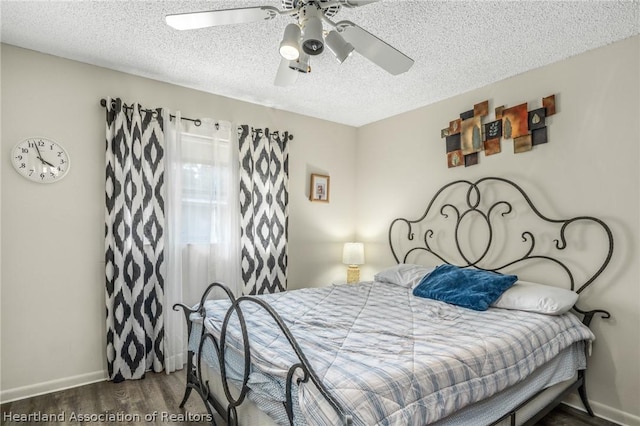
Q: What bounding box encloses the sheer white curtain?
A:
[164,112,242,373]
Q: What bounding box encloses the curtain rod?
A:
[100,99,293,140]
[251,127,294,141]
[100,98,202,127]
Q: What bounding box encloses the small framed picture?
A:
[447,150,463,168]
[528,108,546,130]
[449,118,462,135]
[484,120,502,140]
[464,152,479,167]
[310,174,330,202]
[446,133,461,152]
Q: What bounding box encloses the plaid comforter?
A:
[197,281,594,425]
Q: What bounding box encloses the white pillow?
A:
[374,264,435,288]
[491,280,578,315]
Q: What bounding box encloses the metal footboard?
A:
[174,282,353,426]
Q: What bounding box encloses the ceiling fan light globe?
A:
[280,23,301,60]
[288,52,311,74]
[280,45,300,60]
[302,39,324,55]
[325,30,354,63]
[301,16,324,56]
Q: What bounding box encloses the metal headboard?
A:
[389,177,613,294]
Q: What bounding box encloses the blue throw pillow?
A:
[412,264,518,311]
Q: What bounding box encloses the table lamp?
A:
[342,242,365,284]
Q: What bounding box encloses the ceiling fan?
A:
[165,0,414,86]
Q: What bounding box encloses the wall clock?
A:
[11,137,70,183]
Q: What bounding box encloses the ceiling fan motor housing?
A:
[282,0,341,18]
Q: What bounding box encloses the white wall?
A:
[356,36,640,425]
[0,44,356,401]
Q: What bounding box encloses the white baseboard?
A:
[564,394,640,426]
[0,371,107,404]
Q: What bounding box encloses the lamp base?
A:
[346,265,360,284]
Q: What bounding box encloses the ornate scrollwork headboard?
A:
[388,177,613,294]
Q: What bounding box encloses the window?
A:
[180,131,231,244]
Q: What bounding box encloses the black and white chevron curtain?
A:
[104,98,165,382]
[238,125,290,295]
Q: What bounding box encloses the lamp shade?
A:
[301,16,324,55]
[342,242,365,265]
[279,23,301,60]
[325,30,354,63]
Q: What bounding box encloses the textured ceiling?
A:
[1,1,638,127]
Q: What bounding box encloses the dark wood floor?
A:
[1,372,619,426]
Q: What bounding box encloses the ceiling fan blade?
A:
[166,6,280,30]
[336,21,414,75]
[274,58,299,86]
[340,0,380,8]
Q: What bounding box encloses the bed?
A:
[174,176,613,426]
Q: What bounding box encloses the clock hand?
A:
[33,143,44,158]
[33,143,56,167]
[41,158,56,168]
[33,144,48,165]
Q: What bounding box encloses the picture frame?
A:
[449,118,462,135]
[310,174,330,202]
[461,116,483,155]
[484,120,502,140]
[447,150,463,168]
[528,108,546,130]
[460,109,474,120]
[514,134,532,153]
[464,152,479,167]
[473,100,489,117]
[502,103,529,139]
[484,138,501,155]
[445,133,461,152]
[543,94,556,116]
[532,127,549,145]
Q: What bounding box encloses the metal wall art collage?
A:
[441,94,556,168]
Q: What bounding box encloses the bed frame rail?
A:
[174,282,353,426]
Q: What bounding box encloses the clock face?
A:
[11,137,70,183]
